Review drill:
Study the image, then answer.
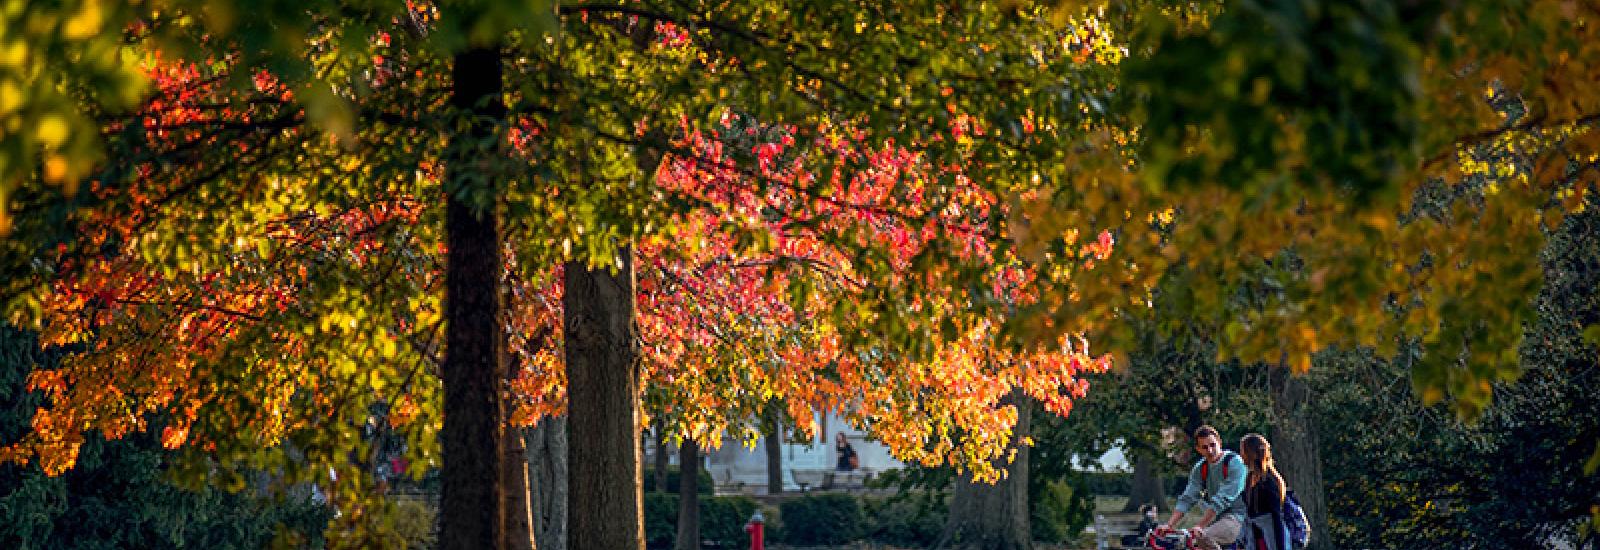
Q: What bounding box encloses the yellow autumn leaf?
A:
[36,115,70,149]
[1289,352,1312,374]
[0,80,20,114]
[1420,386,1444,405]
[0,41,28,68]
[62,0,106,41]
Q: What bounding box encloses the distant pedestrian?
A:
[835,432,858,471]
[1123,503,1163,547]
[1138,503,1161,537]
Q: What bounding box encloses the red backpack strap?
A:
[1201,453,1231,485]
[1201,452,1234,498]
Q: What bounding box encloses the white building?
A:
[662,411,1131,495]
[691,410,901,494]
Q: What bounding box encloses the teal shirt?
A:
[1175,451,1247,523]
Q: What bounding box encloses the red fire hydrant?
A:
[743,510,765,550]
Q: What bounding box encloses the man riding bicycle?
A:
[1160,425,1246,550]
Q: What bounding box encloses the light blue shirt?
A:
[1175,451,1247,523]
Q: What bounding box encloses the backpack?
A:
[1282,489,1311,548]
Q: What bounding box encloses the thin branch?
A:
[1424,111,1600,169]
[110,297,265,322]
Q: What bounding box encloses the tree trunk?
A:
[502,287,535,550]
[1123,445,1170,513]
[764,407,784,495]
[654,428,670,493]
[674,439,702,550]
[503,425,535,550]
[1270,367,1328,550]
[439,45,507,550]
[527,417,569,550]
[564,251,644,550]
[937,391,1033,550]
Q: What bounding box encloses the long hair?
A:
[1240,433,1286,501]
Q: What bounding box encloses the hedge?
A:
[777,493,864,546]
[861,494,946,547]
[643,493,760,549]
[644,466,716,495]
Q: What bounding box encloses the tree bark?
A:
[502,286,535,550]
[764,407,784,495]
[439,45,507,550]
[1270,367,1328,550]
[654,428,670,493]
[1123,445,1170,513]
[527,417,569,550]
[503,426,535,550]
[674,439,702,550]
[937,391,1033,550]
[564,251,644,550]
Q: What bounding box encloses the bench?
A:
[825,469,872,490]
[791,468,873,492]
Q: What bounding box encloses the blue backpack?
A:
[1282,489,1311,547]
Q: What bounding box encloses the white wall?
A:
[697,410,903,493]
[679,414,1134,493]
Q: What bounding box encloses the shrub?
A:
[643,466,714,495]
[0,327,332,549]
[700,495,760,549]
[862,493,946,547]
[390,497,437,550]
[644,493,678,549]
[643,492,761,549]
[1031,478,1092,543]
[778,493,863,546]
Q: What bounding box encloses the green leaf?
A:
[1582,324,1600,347]
[1586,441,1600,476]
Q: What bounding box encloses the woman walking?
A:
[1240,434,1293,550]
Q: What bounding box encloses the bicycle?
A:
[1146,526,1241,550]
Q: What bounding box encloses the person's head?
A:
[836,432,848,446]
[1139,503,1157,521]
[1193,425,1223,463]
[1239,433,1272,472]
[1240,433,1286,497]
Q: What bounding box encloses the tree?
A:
[1014,7,1600,540]
[524,415,568,550]
[563,251,645,549]
[1266,365,1329,550]
[0,325,332,548]
[26,1,1600,547]
[936,391,1036,550]
[1016,0,1600,423]
[8,3,1120,545]
[762,405,784,495]
[1053,257,1286,513]
[1123,446,1168,514]
[673,438,700,550]
[1314,195,1600,548]
[439,44,513,550]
